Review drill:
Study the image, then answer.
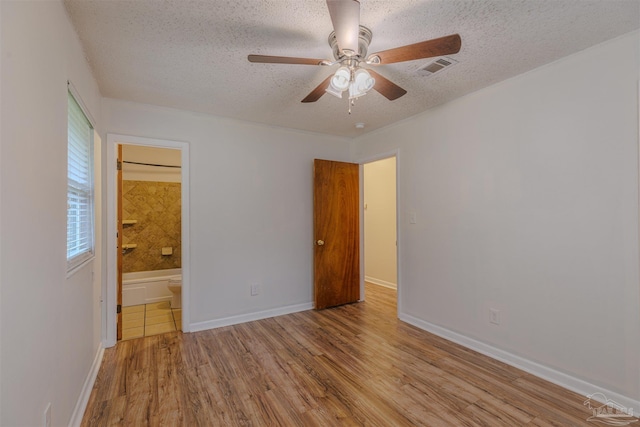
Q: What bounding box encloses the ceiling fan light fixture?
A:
[330,66,351,91]
[249,1,461,109]
[325,84,344,98]
[349,68,375,99]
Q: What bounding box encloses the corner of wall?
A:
[400,312,640,412]
[67,344,104,427]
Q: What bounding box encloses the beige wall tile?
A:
[122,180,181,273]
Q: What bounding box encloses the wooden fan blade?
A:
[367,69,407,101]
[301,75,333,103]
[367,34,461,65]
[248,55,327,66]
[326,0,360,55]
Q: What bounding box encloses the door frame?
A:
[358,149,401,316]
[104,133,191,347]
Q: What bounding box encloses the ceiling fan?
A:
[248,0,461,111]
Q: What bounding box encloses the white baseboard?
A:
[189,302,314,332]
[365,276,397,289]
[399,313,640,412]
[69,343,104,427]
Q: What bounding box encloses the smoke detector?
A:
[417,57,458,77]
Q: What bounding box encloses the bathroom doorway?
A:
[105,134,190,347]
[118,144,183,340]
[363,155,398,310]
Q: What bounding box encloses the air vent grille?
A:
[417,57,458,77]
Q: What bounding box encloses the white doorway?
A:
[105,134,190,347]
[361,154,399,312]
[364,157,397,288]
[119,145,182,340]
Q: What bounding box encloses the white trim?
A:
[145,296,172,304]
[105,134,191,347]
[358,164,365,301]
[399,312,640,412]
[68,344,104,427]
[190,302,313,332]
[364,276,397,289]
[395,151,402,316]
[636,78,640,404]
[65,255,95,278]
[67,80,96,128]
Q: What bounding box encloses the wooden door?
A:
[313,159,360,309]
[117,145,123,340]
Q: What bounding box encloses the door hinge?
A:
[117,304,122,314]
[117,159,122,170]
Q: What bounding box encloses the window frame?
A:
[67,84,95,273]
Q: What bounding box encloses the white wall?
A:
[0,1,103,425]
[354,31,640,404]
[364,157,397,288]
[101,99,352,327]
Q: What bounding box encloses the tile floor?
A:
[122,301,182,340]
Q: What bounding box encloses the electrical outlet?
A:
[251,284,260,296]
[44,403,51,427]
[489,308,500,325]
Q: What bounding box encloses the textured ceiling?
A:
[64,0,640,138]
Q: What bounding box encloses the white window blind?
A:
[67,90,94,271]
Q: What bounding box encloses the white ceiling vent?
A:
[417,57,458,77]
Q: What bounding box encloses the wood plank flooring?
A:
[81,283,624,426]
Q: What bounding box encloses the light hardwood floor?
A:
[82,283,624,426]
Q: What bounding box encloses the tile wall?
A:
[122,180,181,272]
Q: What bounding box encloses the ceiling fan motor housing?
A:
[329,26,372,63]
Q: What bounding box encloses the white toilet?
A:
[167,276,182,309]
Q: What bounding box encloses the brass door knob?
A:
[316,239,325,246]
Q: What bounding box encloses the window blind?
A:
[67,90,94,271]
